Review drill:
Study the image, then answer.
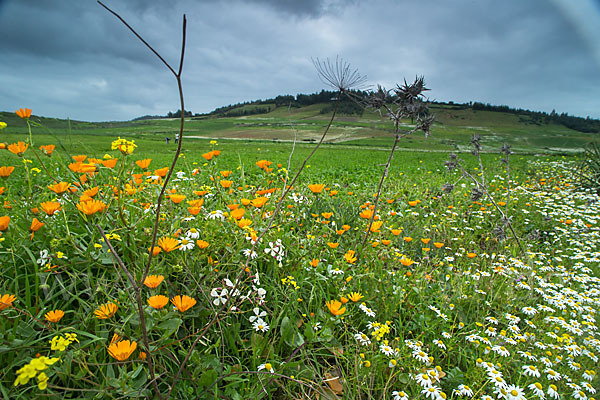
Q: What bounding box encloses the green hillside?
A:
[1,100,598,154]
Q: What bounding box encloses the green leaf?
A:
[156,317,182,339]
[197,369,218,387]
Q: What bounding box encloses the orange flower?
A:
[158,237,180,252]
[0,187,5,195]
[196,240,209,249]
[8,141,28,156]
[369,221,383,233]
[219,180,233,188]
[148,246,161,256]
[39,144,55,156]
[325,300,346,316]
[147,295,169,309]
[108,339,137,361]
[255,159,272,170]
[251,197,268,208]
[403,236,413,242]
[230,208,245,220]
[421,238,431,245]
[381,239,391,245]
[101,158,118,169]
[408,200,419,207]
[76,200,107,216]
[40,201,62,216]
[399,257,415,267]
[144,275,164,289]
[309,258,319,267]
[391,229,402,236]
[136,159,152,169]
[201,151,215,161]
[154,167,169,177]
[220,170,232,177]
[0,293,16,310]
[0,166,15,178]
[171,295,196,312]
[344,250,357,264]
[72,155,87,163]
[169,194,186,204]
[44,309,65,323]
[0,215,9,231]
[308,184,325,194]
[15,108,32,119]
[433,242,444,249]
[187,206,202,215]
[94,302,118,319]
[327,242,339,249]
[359,209,374,219]
[212,150,221,157]
[321,212,333,219]
[467,252,477,259]
[48,182,71,194]
[84,187,99,197]
[29,217,44,239]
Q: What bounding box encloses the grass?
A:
[0,109,598,399]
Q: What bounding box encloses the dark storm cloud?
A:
[0,0,599,121]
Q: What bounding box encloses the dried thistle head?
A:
[442,183,454,193]
[313,56,367,93]
[470,187,483,201]
[471,134,481,153]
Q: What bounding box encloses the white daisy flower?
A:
[257,362,274,373]
[354,332,371,346]
[252,318,269,333]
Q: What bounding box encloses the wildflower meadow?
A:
[1,5,599,400]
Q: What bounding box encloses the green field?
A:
[0,106,599,399]
[1,100,597,158]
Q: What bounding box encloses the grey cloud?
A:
[1,0,599,121]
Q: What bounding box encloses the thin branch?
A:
[97,1,177,76]
[96,225,160,399]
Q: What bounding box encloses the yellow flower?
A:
[0,122,6,130]
[344,250,357,264]
[347,292,364,302]
[37,372,48,390]
[111,137,136,155]
[94,302,118,319]
[108,339,137,361]
[171,295,196,312]
[326,299,346,316]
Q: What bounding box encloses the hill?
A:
[1,95,598,154]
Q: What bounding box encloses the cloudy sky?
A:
[1,0,599,121]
